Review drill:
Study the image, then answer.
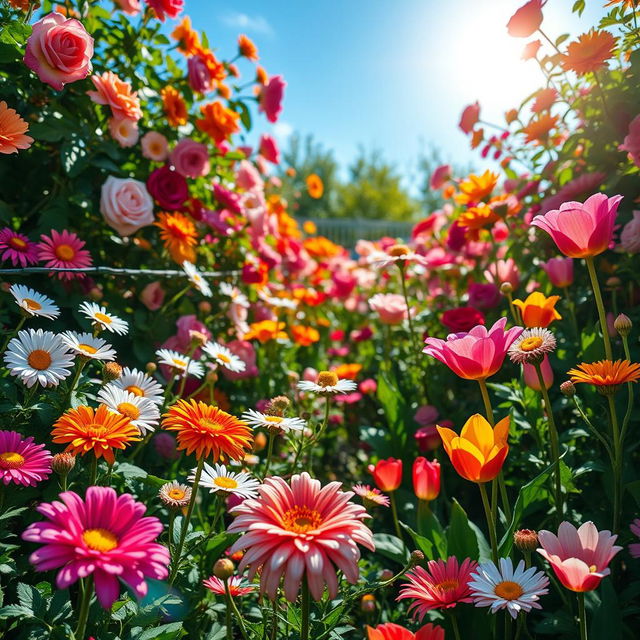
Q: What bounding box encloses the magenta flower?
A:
[531,193,623,258]
[423,317,523,381]
[0,228,39,267]
[22,487,170,608]
[629,519,640,559]
[0,431,51,487]
[38,229,92,280]
[259,75,286,124]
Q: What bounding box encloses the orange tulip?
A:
[513,291,562,328]
[437,414,509,483]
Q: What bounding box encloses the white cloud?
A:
[221,12,273,36]
[272,121,293,140]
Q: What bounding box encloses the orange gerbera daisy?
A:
[333,363,363,380]
[161,86,188,128]
[455,170,499,205]
[0,101,33,155]
[306,174,324,199]
[458,204,500,232]
[52,405,140,464]
[290,325,320,347]
[155,212,198,264]
[196,101,240,145]
[523,114,559,144]
[171,16,200,56]
[568,360,640,393]
[561,30,617,75]
[238,34,259,61]
[243,320,288,343]
[193,45,227,83]
[162,400,253,461]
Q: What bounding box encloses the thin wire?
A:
[0,266,241,278]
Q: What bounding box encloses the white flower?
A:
[367,245,429,269]
[220,282,249,308]
[241,409,306,433]
[468,558,549,619]
[182,261,212,297]
[97,386,160,434]
[258,288,298,310]
[78,301,128,335]
[3,329,74,388]
[156,348,204,378]
[190,462,260,499]
[202,341,246,373]
[111,367,164,405]
[60,332,116,361]
[10,285,59,320]
[297,371,357,395]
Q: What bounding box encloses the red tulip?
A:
[412,458,441,501]
[373,458,402,492]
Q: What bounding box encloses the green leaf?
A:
[134,622,184,640]
[372,533,410,565]
[446,499,479,561]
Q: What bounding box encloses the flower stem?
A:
[563,286,580,343]
[577,592,588,640]
[0,315,25,354]
[389,491,404,543]
[606,394,622,533]
[263,430,276,479]
[74,575,93,640]
[478,379,494,425]
[585,257,612,361]
[89,457,98,486]
[66,359,87,409]
[479,482,498,563]
[301,578,311,640]
[620,335,635,447]
[224,579,250,640]
[449,612,462,640]
[307,397,330,472]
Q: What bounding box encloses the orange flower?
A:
[306,174,324,199]
[522,114,558,144]
[238,34,259,61]
[87,72,142,122]
[256,66,268,85]
[455,170,499,205]
[277,212,301,239]
[303,220,317,234]
[561,30,617,75]
[163,400,253,461]
[333,363,362,380]
[217,83,232,100]
[470,128,484,149]
[568,360,640,392]
[0,101,33,154]
[458,204,500,232]
[505,108,519,124]
[303,236,342,259]
[161,86,188,127]
[513,292,562,328]
[196,101,240,144]
[290,325,320,347]
[244,320,288,343]
[52,405,140,465]
[171,16,200,56]
[193,45,227,83]
[155,212,198,264]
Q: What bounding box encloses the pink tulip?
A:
[259,133,280,164]
[415,425,442,452]
[140,281,164,311]
[423,317,523,381]
[537,521,622,592]
[414,405,439,427]
[619,113,640,168]
[531,193,623,258]
[412,457,440,501]
[430,164,451,190]
[541,257,574,288]
[619,211,640,253]
[484,258,520,290]
[523,354,553,390]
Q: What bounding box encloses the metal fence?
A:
[307,218,414,247]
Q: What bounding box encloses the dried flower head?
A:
[159,481,192,509]
[508,328,556,365]
[514,529,539,552]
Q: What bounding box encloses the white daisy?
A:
[190,462,260,499]
[202,341,246,373]
[60,332,116,361]
[10,285,59,320]
[220,282,249,308]
[78,301,128,335]
[258,289,298,310]
[156,348,204,378]
[3,329,74,388]
[241,408,306,433]
[367,244,429,269]
[297,370,358,395]
[112,367,164,405]
[468,557,549,619]
[97,386,161,434]
[182,261,212,297]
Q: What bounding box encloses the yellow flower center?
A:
[520,336,543,352]
[282,506,322,533]
[494,580,524,601]
[434,579,459,592]
[117,402,140,420]
[24,298,42,311]
[94,312,112,325]
[78,343,98,354]
[0,451,25,469]
[214,476,239,489]
[27,349,52,371]
[172,358,187,368]
[85,423,107,438]
[9,237,27,250]
[388,244,409,257]
[54,244,76,261]
[125,385,144,397]
[217,353,231,364]
[82,528,118,552]
[168,488,187,500]
[199,417,224,432]
[265,416,283,423]
[589,565,598,573]
[317,371,339,387]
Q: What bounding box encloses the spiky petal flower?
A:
[0,228,39,267]
[97,386,161,434]
[203,341,246,372]
[352,483,390,507]
[78,301,128,336]
[0,431,52,487]
[38,229,92,280]
[190,462,260,499]
[22,486,170,608]
[203,575,255,597]
[9,285,59,319]
[297,370,358,394]
[508,328,556,365]
[60,332,117,361]
[226,471,375,602]
[158,481,192,509]
[241,409,306,433]
[112,367,164,405]
[568,359,640,394]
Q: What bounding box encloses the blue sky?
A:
[187,1,608,181]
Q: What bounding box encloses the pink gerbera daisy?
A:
[226,471,375,602]
[22,486,170,609]
[352,483,390,507]
[38,229,92,280]
[398,556,478,620]
[0,431,52,487]
[0,228,39,267]
[203,575,255,597]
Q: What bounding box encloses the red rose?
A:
[146,165,188,210]
[441,306,486,333]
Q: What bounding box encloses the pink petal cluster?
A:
[170,138,211,178]
[145,0,184,22]
[619,113,640,168]
[423,317,523,381]
[630,519,640,559]
[368,293,409,325]
[22,487,170,609]
[541,257,573,288]
[259,75,286,124]
[226,471,374,602]
[38,229,92,280]
[0,431,52,487]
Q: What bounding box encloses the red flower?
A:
[459,102,480,134]
[146,165,188,211]
[372,458,402,492]
[441,307,485,333]
[507,0,544,38]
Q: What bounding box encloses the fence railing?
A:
[307,218,414,247]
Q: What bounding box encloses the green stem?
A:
[563,286,580,344]
[417,499,430,537]
[479,482,498,563]
[225,585,232,640]
[167,511,176,555]
[66,359,87,408]
[301,579,310,640]
[89,457,98,486]
[74,576,93,640]
[620,336,634,446]
[176,344,198,399]
[0,316,26,353]
[129,431,153,462]
[578,592,588,640]
[307,397,330,472]
[399,267,418,355]
[389,492,404,543]
[534,362,563,523]
[449,612,462,640]
[224,579,250,640]
[263,430,276,479]
[572,396,615,465]
[585,257,612,361]
[606,394,622,533]
[478,379,494,425]
[271,598,279,640]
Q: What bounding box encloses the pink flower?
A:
[0,228,39,267]
[368,293,409,325]
[424,317,523,381]
[540,172,606,214]
[359,378,377,394]
[459,102,480,134]
[485,258,520,290]
[0,431,51,487]
[630,519,640,559]
[414,405,439,427]
[188,55,214,94]
[213,183,243,215]
[532,193,623,258]
[220,340,258,380]
[430,164,451,190]
[619,211,640,253]
[523,354,553,390]
[468,283,501,310]
[108,117,139,148]
[619,113,640,168]
[259,75,286,123]
[145,0,183,22]
[415,425,442,452]
[153,432,179,460]
[227,472,374,601]
[114,0,141,15]
[541,257,573,287]
[441,306,485,333]
[170,139,210,178]
[24,13,94,91]
[147,165,189,210]
[236,160,264,192]
[203,575,255,597]
[507,0,544,38]
[22,487,170,608]
[412,457,440,501]
[38,229,92,280]
[100,176,154,237]
[141,131,169,162]
[140,281,165,311]
[537,521,622,592]
[87,72,142,123]
[259,133,280,164]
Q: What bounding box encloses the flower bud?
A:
[360,594,376,613]
[409,550,425,567]
[213,558,235,580]
[267,395,290,416]
[199,301,212,314]
[51,452,76,476]
[189,330,208,348]
[560,380,576,397]
[614,313,632,338]
[379,569,394,581]
[103,362,123,382]
[514,528,539,552]
[206,369,218,384]
[145,362,157,375]
[252,431,268,452]
[500,282,513,295]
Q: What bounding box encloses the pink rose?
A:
[140,281,165,310]
[100,176,154,236]
[414,405,439,426]
[368,293,409,325]
[147,165,189,210]
[468,282,501,310]
[24,13,94,91]
[141,131,168,162]
[259,75,286,123]
[115,0,141,15]
[145,0,183,22]
[188,55,213,94]
[170,139,210,178]
[259,134,280,164]
[236,160,264,191]
[619,114,640,168]
[221,340,258,380]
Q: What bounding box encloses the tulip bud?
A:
[372,458,403,492]
[412,457,441,501]
[560,380,576,397]
[252,431,268,452]
[514,528,539,552]
[51,452,76,476]
[500,282,513,295]
[614,313,632,338]
[199,301,212,314]
[213,558,235,580]
[103,362,123,382]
